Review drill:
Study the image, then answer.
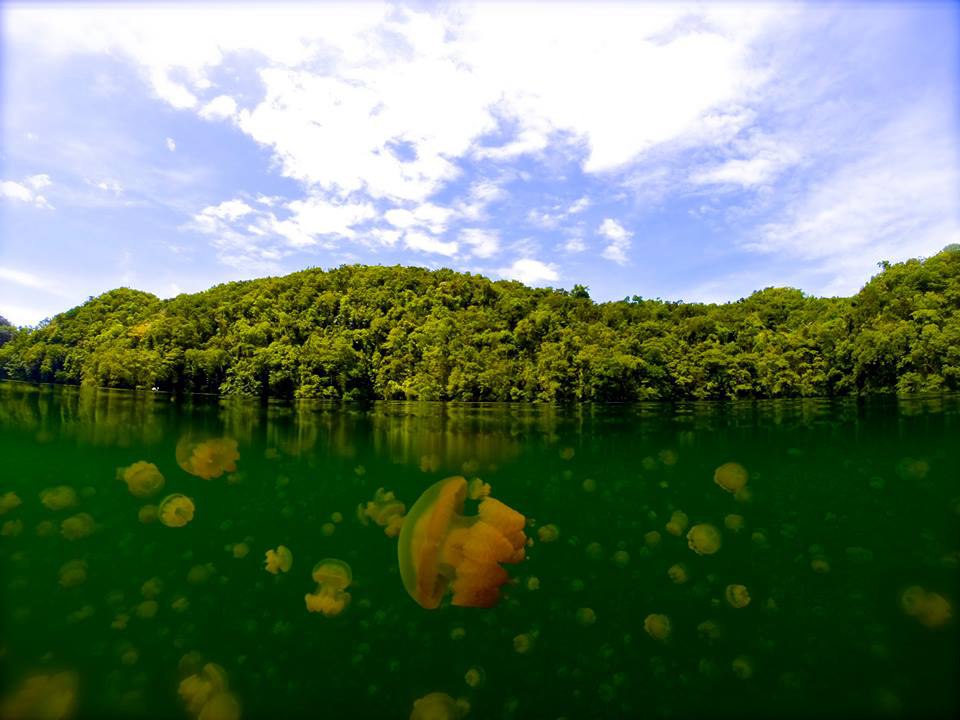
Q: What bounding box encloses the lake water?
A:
[0,381,957,719]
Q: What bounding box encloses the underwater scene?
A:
[0,381,957,719]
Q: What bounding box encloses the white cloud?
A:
[497,258,559,285]
[200,94,238,121]
[404,230,458,256]
[460,228,500,258]
[690,135,802,188]
[166,137,176,151]
[200,199,255,223]
[598,218,632,264]
[0,266,70,296]
[563,237,587,253]
[281,197,375,241]
[567,196,590,214]
[92,179,123,194]
[384,203,453,234]
[1,178,54,209]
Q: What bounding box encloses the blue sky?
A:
[1,1,958,326]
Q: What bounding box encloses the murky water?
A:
[1,381,958,719]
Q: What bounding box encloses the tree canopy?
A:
[2,249,959,400]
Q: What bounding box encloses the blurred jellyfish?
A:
[576,608,597,626]
[644,614,671,641]
[136,600,159,619]
[112,614,130,630]
[0,491,22,515]
[810,557,831,574]
[36,520,56,537]
[537,524,560,543]
[158,495,195,528]
[138,505,158,524]
[305,559,352,617]
[725,585,751,609]
[321,523,336,536]
[464,666,486,688]
[0,671,77,720]
[687,524,721,555]
[172,596,190,613]
[665,511,689,536]
[559,447,575,460]
[58,560,87,589]
[330,512,344,524]
[526,577,540,591]
[60,513,96,540]
[714,463,749,493]
[117,462,166,498]
[513,632,536,654]
[611,550,630,568]
[231,543,250,559]
[397,476,526,609]
[585,542,604,560]
[467,478,491,500]
[197,691,241,720]
[187,564,216,585]
[724,514,745,533]
[358,488,406,537]
[410,692,468,720]
[900,586,952,629]
[732,656,754,679]
[176,436,240,480]
[179,662,232,718]
[1,519,23,537]
[141,578,163,599]
[644,531,661,548]
[264,546,293,574]
[582,478,597,493]
[450,627,466,641]
[667,564,689,584]
[39,486,77,511]
[697,620,722,640]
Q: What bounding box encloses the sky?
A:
[1,1,958,327]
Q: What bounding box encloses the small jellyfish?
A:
[176,435,240,480]
[141,577,163,599]
[585,542,604,560]
[187,563,216,585]
[697,620,722,640]
[178,662,229,716]
[36,520,56,537]
[112,613,130,630]
[644,614,671,641]
[467,478,491,500]
[158,494,195,528]
[644,531,661,548]
[582,478,597,492]
[305,558,352,617]
[138,505,158,524]
[264,546,293,574]
[810,557,831,573]
[725,584,751,609]
[0,491,22,515]
[330,511,344,524]
[1,519,23,537]
[665,510,689,536]
[513,632,536,654]
[410,692,467,720]
[58,559,87,589]
[900,586,952,629]
[559,447,575,460]
[120,645,139,666]
[611,550,630,568]
[751,530,768,546]
[576,608,597,626]
[172,596,190,612]
[398,476,526,609]
[537,524,560,543]
[136,600,159,619]
[687,524,721,555]
[714,462,749,493]
[321,522,336,536]
[60,512,96,540]
[358,488,406,537]
[117,461,165,498]
[464,666,486,688]
[232,543,250,559]
[667,564,689,584]
[450,627,466,641]
[197,690,241,720]
[526,577,540,591]
[724,514,745,532]
[39,486,77,511]
[732,656,754,679]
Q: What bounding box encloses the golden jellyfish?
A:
[467,478,491,500]
[112,614,130,630]
[0,491,22,515]
[136,600,159,619]
[265,546,293,574]
[176,436,239,480]
[172,596,190,612]
[39,486,77,511]
[321,522,336,536]
[141,577,163,599]
[725,584,751,609]
[732,656,754,680]
[537,524,560,543]
[611,550,630,568]
[158,494,195,528]
[714,462,749,493]
[576,608,597,626]
[305,558,352,617]
[464,666,486,688]
[900,586,952,629]
[665,510,689,536]
[0,671,78,720]
[231,543,250,559]
[187,564,216,585]
[724,514,745,532]
[526,576,540,591]
[197,691,241,720]
[138,505,158,524]
[582,478,597,493]
[667,564,689,584]
[1,519,23,537]
[358,488,406,537]
[513,632,536,654]
[687,524,721,555]
[697,620,722,640]
[644,613,672,641]
[330,511,343,524]
[117,462,165,498]
[644,531,661,548]
[410,692,468,720]
[60,513,96,540]
[559,447,575,460]
[398,476,527,609]
[36,520,56,537]
[179,662,229,716]
[810,557,831,574]
[58,559,87,589]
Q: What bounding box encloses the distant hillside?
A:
[2,249,959,400]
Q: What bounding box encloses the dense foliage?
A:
[2,248,959,400]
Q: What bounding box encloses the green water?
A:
[1,381,958,720]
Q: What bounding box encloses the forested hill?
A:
[1,247,959,401]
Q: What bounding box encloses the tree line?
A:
[1,246,958,401]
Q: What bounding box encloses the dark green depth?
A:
[1,246,958,400]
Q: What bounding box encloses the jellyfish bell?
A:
[39,486,77,511]
[410,692,467,720]
[725,584,751,609]
[176,435,240,480]
[60,512,96,540]
[667,564,689,584]
[714,462,749,493]
[644,614,671,641]
[687,524,722,555]
[158,494,195,528]
[264,546,293,574]
[398,476,527,609]
[665,511,689,537]
[305,559,353,617]
[117,462,165,498]
[0,491,22,515]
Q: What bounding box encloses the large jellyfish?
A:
[665,511,689,536]
[687,524,722,555]
[60,513,96,540]
[725,584,751,608]
[644,613,672,641]
[0,491,21,515]
[398,476,527,609]
[410,692,468,720]
[0,671,78,720]
[900,586,952,629]
[176,436,240,480]
[117,462,165,498]
[39,486,77,511]
[305,559,352,617]
[178,662,239,720]
[265,546,293,574]
[357,488,406,538]
[714,462,749,493]
[158,494,195,528]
